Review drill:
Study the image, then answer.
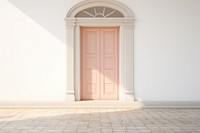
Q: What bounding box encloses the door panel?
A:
[100,28,118,100]
[81,28,100,100]
[81,27,119,100]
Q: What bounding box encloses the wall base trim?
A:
[0,101,200,109]
[142,101,200,108]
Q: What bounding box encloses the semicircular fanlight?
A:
[75,6,124,18]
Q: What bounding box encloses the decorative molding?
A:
[65,18,76,27]
[67,0,134,18]
[64,18,135,24]
[65,0,135,102]
[65,18,135,101]
[142,101,200,108]
[1,101,200,109]
[66,91,75,94]
[125,91,134,94]
[72,18,135,24]
[65,18,75,102]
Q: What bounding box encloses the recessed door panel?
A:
[100,28,118,100]
[81,28,100,100]
[81,27,119,100]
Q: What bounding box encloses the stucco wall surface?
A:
[0,0,200,102]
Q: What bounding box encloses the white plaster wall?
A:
[0,0,200,102]
[0,0,81,102]
[128,0,200,101]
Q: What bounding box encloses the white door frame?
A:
[65,0,135,101]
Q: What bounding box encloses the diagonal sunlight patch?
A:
[0,1,67,102]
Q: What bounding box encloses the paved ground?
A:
[0,108,199,133]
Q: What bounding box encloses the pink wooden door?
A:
[81,27,119,100]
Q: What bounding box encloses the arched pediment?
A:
[67,0,134,18]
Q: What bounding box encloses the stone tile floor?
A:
[0,108,199,133]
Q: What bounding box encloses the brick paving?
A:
[0,108,199,133]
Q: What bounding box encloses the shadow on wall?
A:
[8,0,81,43]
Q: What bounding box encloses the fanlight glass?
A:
[75,6,124,18]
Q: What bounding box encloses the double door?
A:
[81,27,119,100]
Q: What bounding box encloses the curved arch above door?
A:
[67,0,134,18]
[65,0,135,101]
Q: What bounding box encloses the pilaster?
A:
[65,18,76,102]
[120,20,135,101]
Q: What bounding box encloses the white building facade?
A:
[0,0,200,105]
